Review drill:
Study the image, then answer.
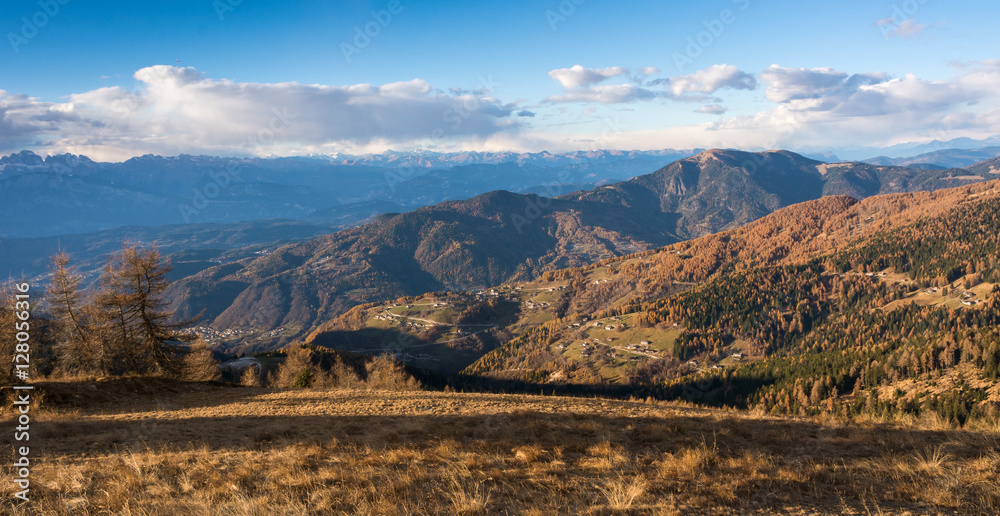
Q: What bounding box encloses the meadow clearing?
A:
[1,378,998,515]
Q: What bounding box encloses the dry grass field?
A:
[2,378,999,515]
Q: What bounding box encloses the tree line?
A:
[2,242,424,392]
[1,243,203,383]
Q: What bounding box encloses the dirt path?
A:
[382,309,497,328]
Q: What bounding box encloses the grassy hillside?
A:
[2,379,997,514]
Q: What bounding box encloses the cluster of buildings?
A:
[185,325,257,342]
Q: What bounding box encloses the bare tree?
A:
[239,366,262,387]
[92,242,196,376]
[49,252,102,375]
[276,346,316,388]
[365,354,420,391]
[183,340,220,382]
[330,356,362,388]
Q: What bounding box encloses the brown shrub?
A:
[182,342,220,382]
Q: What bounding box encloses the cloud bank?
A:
[0,66,521,160]
[544,64,756,104]
[706,61,1000,150]
[3,61,1000,159]
[547,65,629,88]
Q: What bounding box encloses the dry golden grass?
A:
[1,378,998,514]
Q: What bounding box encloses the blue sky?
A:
[2,0,998,160]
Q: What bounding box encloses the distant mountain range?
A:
[828,134,1000,161]
[7,143,1000,240]
[160,149,1000,349]
[322,149,699,169]
[0,151,382,237]
[566,149,997,239]
[862,146,1000,169]
[0,219,347,285]
[0,150,691,238]
[873,134,1000,158]
[318,137,1000,167]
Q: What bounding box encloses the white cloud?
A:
[547,65,629,89]
[884,19,925,39]
[546,64,756,105]
[1,66,521,160]
[543,84,658,104]
[665,64,757,97]
[758,65,887,104]
[696,104,727,115]
[523,61,1000,154]
[758,64,992,116]
[6,62,1000,160]
[876,18,944,40]
[709,62,1000,149]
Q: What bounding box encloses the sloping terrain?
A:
[3,380,997,514]
[167,151,1000,350]
[458,180,1000,424]
[311,180,1000,427]
[0,150,683,238]
[967,156,1000,176]
[863,146,1000,169]
[168,189,675,349]
[570,149,997,239]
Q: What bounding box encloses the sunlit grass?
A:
[1,379,998,514]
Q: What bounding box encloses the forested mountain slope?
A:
[459,180,1000,424]
[566,149,996,239]
[165,151,998,349]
